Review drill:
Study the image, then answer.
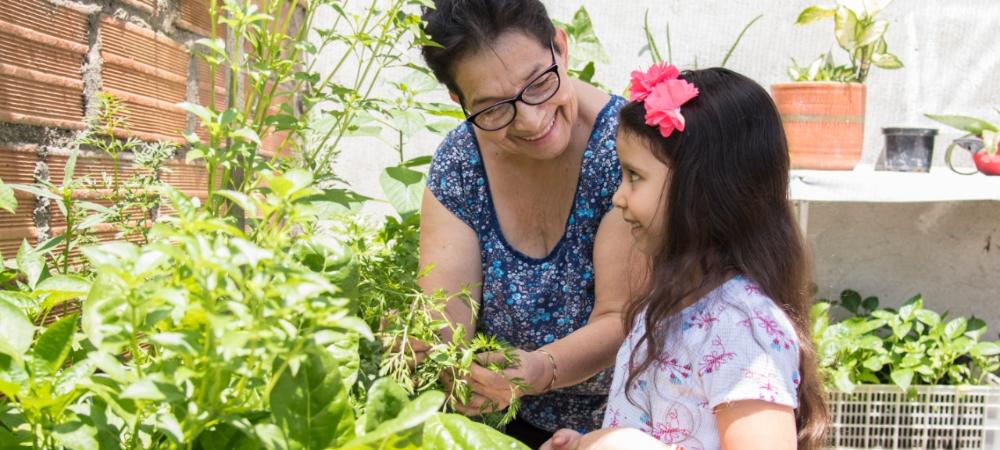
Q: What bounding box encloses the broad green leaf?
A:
[841,290,862,313]
[834,6,860,51]
[254,423,290,450]
[364,378,411,432]
[0,178,15,214]
[30,313,78,377]
[180,102,216,124]
[890,368,914,391]
[214,190,258,218]
[862,296,879,312]
[36,275,92,310]
[342,390,444,449]
[52,417,100,450]
[0,347,29,398]
[944,318,967,339]
[81,273,129,354]
[16,240,44,290]
[925,114,998,136]
[0,295,34,355]
[796,6,835,25]
[914,309,940,327]
[422,413,529,450]
[390,109,427,138]
[121,376,184,401]
[858,20,888,47]
[871,52,903,69]
[321,331,360,387]
[971,341,1000,357]
[379,166,425,218]
[232,128,262,146]
[271,347,354,449]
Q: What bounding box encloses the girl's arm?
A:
[542,428,677,450]
[715,400,797,450]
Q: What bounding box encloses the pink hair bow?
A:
[628,63,699,138]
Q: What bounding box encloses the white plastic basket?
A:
[825,379,1000,449]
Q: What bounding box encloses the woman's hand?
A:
[451,349,550,415]
[540,429,582,450]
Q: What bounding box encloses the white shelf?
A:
[789,166,1000,203]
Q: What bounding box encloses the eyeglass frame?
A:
[462,42,561,132]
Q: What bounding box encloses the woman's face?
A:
[612,131,670,254]
[450,30,577,161]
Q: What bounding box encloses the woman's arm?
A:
[463,209,645,410]
[536,209,646,388]
[417,186,483,342]
[715,400,797,450]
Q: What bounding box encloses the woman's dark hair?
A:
[420,0,556,100]
[619,68,828,449]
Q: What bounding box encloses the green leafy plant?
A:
[791,0,903,83]
[553,6,609,89]
[3,148,110,274]
[0,0,532,448]
[812,290,1000,396]
[925,111,1000,157]
[79,93,177,243]
[642,10,762,70]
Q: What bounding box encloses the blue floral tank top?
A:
[427,95,626,432]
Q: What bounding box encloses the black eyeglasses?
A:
[464,43,561,131]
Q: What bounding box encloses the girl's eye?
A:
[629,171,640,182]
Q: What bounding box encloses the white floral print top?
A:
[602,276,801,450]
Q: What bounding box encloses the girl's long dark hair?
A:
[619,68,827,449]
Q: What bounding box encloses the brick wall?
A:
[0,0,291,255]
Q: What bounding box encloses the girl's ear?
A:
[553,27,569,66]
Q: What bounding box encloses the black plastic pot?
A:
[881,127,938,172]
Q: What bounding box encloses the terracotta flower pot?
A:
[771,82,866,170]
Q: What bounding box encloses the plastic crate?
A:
[825,380,1000,449]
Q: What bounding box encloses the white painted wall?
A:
[328,0,1000,334]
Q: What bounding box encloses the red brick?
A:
[0,0,89,46]
[100,18,187,77]
[177,0,217,36]
[98,17,189,142]
[118,0,156,15]
[0,146,40,254]
[162,160,215,197]
[0,1,88,130]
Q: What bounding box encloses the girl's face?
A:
[612,132,670,254]
[450,30,577,161]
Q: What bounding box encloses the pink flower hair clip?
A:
[628,63,699,138]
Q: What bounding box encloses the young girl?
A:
[541,66,827,450]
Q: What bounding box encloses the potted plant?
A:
[925,111,1000,175]
[812,290,1000,449]
[772,0,903,170]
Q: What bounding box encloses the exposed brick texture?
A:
[100,17,189,142]
[0,0,88,129]
[1,0,301,253]
[177,0,215,36]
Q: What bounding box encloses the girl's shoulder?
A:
[684,276,799,346]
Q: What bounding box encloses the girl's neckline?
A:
[470,95,622,264]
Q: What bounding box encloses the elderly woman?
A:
[417,0,640,446]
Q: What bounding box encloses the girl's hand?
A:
[540,429,582,450]
[452,349,549,415]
